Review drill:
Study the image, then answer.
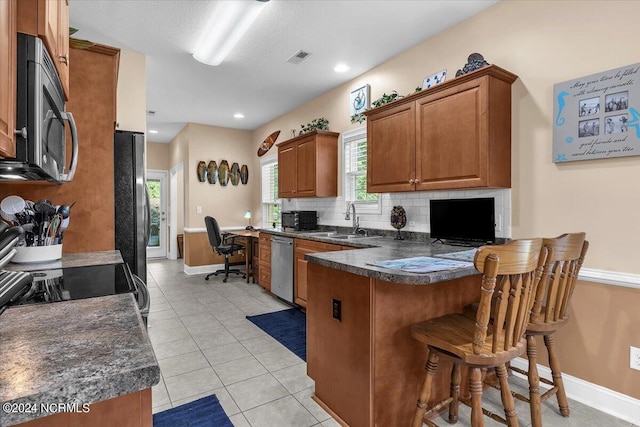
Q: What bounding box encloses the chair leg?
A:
[469,367,485,427]
[526,335,542,427]
[496,364,519,427]
[449,363,461,424]
[412,351,439,427]
[544,334,570,417]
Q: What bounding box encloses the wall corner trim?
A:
[579,268,640,290]
[511,358,640,425]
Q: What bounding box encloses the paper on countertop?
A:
[433,249,478,262]
[370,256,473,274]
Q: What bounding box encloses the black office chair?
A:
[204,216,246,282]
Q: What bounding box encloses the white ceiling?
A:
[69,0,498,143]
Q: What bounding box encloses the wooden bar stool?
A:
[410,239,547,427]
[508,233,589,427]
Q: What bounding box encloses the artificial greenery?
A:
[300,117,329,134]
[350,112,366,124]
[69,27,96,49]
[371,91,403,108]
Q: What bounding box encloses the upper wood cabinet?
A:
[366,65,517,193]
[17,0,70,99]
[277,130,339,198]
[0,0,17,158]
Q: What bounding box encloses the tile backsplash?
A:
[282,188,511,238]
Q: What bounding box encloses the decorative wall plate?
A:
[240,164,249,184]
[196,161,206,182]
[257,130,280,157]
[230,162,240,186]
[218,160,230,186]
[207,160,218,184]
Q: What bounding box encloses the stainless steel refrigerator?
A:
[114,130,149,284]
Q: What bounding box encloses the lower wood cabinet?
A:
[15,389,152,427]
[294,239,341,308]
[258,233,271,291]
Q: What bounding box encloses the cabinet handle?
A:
[408,179,414,184]
[59,55,69,65]
[14,127,27,139]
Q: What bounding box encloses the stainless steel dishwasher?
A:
[271,236,294,303]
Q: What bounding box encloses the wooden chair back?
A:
[530,233,589,324]
[472,239,547,355]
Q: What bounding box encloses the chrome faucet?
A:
[348,202,360,234]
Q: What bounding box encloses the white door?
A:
[147,170,168,258]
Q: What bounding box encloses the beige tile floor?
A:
[146,259,636,427]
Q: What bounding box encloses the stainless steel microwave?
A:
[0,33,78,182]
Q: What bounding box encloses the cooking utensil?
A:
[34,199,56,215]
[57,202,75,219]
[1,195,26,215]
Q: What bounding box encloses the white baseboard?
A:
[510,357,640,425]
[183,263,225,275]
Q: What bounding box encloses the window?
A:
[261,157,280,227]
[343,127,380,213]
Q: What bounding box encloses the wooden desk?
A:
[226,229,260,283]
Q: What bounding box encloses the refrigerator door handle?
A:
[143,183,151,247]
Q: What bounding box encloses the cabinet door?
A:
[295,137,317,197]
[278,143,296,197]
[0,0,16,158]
[416,77,488,190]
[367,101,416,193]
[294,239,341,307]
[56,0,69,98]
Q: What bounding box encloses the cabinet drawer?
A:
[258,262,271,289]
[295,238,341,253]
[259,233,272,244]
[259,247,271,262]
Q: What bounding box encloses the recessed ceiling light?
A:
[148,130,158,134]
[234,113,245,119]
[334,63,350,73]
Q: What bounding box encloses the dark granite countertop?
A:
[0,294,160,426]
[5,250,124,272]
[258,228,482,285]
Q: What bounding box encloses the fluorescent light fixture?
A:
[148,130,158,134]
[193,1,268,66]
[334,63,350,73]
[234,113,245,119]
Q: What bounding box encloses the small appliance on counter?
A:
[281,210,318,231]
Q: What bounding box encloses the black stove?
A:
[9,263,135,307]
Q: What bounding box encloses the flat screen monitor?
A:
[429,197,495,244]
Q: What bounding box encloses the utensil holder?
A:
[12,244,62,263]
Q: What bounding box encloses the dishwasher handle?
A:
[272,237,293,245]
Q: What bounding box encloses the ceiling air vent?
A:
[286,50,311,65]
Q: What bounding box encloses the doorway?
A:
[147,170,168,258]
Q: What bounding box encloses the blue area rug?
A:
[153,394,233,427]
[246,308,306,361]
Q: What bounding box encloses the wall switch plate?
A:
[631,346,640,371]
[196,206,202,214]
[332,299,341,321]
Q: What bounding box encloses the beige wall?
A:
[252,0,640,400]
[116,49,146,133]
[147,141,170,170]
[186,123,256,228]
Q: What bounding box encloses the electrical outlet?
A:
[630,346,640,371]
[332,299,341,321]
[196,206,202,214]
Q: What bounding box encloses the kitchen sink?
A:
[304,231,379,240]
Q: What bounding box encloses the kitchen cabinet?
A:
[277,130,339,198]
[294,239,341,308]
[0,0,16,158]
[0,44,120,253]
[252,236,260,284]
[258,233,271,291]
[366,65,517,193]
[17,0,70,99]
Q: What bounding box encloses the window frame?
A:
[260,156,280,227]
[343,126,381,214]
